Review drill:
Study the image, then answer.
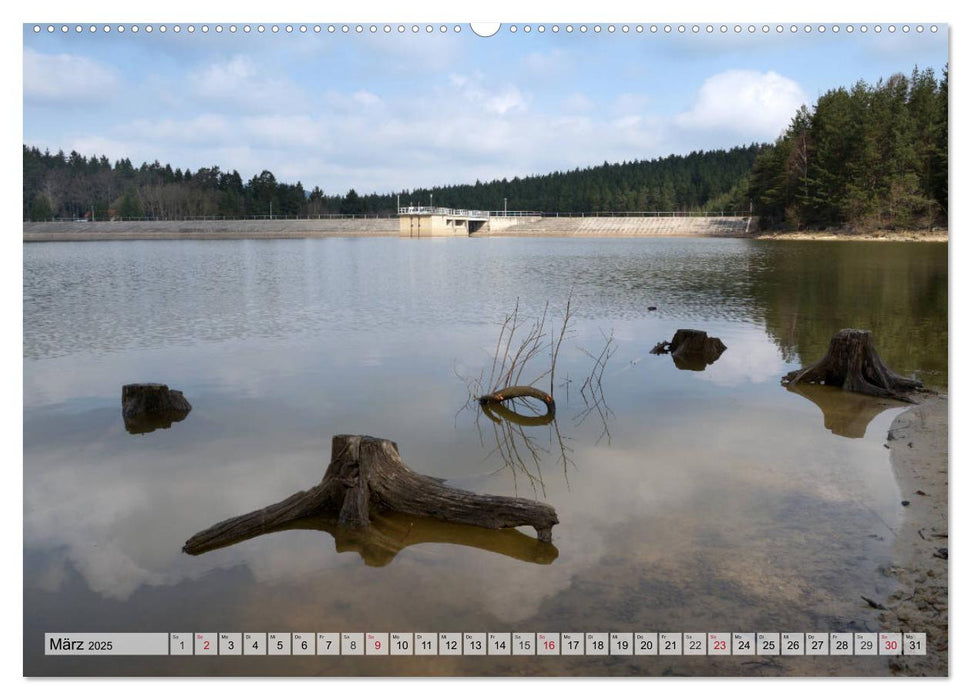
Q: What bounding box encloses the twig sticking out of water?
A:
[456,295,614,492]
[576,329,617,445]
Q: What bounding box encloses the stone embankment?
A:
[23,219,399,241]
[475,216,752,237]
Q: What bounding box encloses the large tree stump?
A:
[781,329,922,402]
[183,435,559,555]
[122,383,192,434]
[651,329,727,371]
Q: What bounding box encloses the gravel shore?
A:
[881,393,948,675]
[755,230,947,242]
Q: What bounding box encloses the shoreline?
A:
[755,230,947,242]
[881,393,949,675]
[23,231,949,243]
[22,230,400,242]
[23,220,947,243]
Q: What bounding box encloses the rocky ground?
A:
[755,229,948,242]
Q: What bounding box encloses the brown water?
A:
[23,237,947,675]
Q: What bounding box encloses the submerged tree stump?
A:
[183,434,559,554]
[781,329,922,402]
[651,329,727,370]
[478,385,556,418]
[122,383,192,434]
[481,399,556,427]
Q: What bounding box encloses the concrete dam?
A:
[24,211,755,241]
[397,207,753,238]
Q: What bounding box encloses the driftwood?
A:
[781,329,922,403]
[478,385,556,419]
[651,329,727,371]
[481,399,556,427]
[183,434,559,555]
[185,511,558,566]
[122,383,192,434]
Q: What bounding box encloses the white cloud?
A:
[676,69,809,140]
[486,86,527,115]
[187,55,308,113]
[23,48,120,103]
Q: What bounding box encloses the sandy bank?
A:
[755,229,947,242]
[880,393,948,675]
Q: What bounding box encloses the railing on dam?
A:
[397,207,748,218]
[539,210,751,218]
[398,206,490,218]
[397,207,544,218]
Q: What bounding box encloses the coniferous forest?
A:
[748,66,948,230]
[23,66,946,231]
[22,145,761,222]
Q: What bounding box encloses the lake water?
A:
[23,237,947,676]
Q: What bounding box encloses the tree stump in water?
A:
[187,511,558,566]
[781,329,922,402]
[478,385,556,418]
[481,399,556,427]
[651,329,727,371]
[122,383,192,434]
[183,435,559,554]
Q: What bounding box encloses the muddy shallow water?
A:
[23,237,947,675]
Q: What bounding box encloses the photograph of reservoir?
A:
[22,20,948,677]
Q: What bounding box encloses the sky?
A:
[22,22,947,196]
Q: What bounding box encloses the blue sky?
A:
[23,22,948,195]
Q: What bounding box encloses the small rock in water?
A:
[861,595,887,610]
[122,382,192,434]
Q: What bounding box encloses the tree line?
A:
[22,143,763,222]
[748,66,947,231]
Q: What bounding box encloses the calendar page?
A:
[21,5,949,682]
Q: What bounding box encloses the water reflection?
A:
[22,238,946,676]
[186,511,558,567]
[750,241,947,389]
[123,411,191,435]
[475,399,572,497]
[785,384,905,439]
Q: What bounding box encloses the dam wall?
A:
[23,218,399,241]
[24,215,754,241]
[475,216,753,237]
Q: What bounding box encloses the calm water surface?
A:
[23,237,947,675]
